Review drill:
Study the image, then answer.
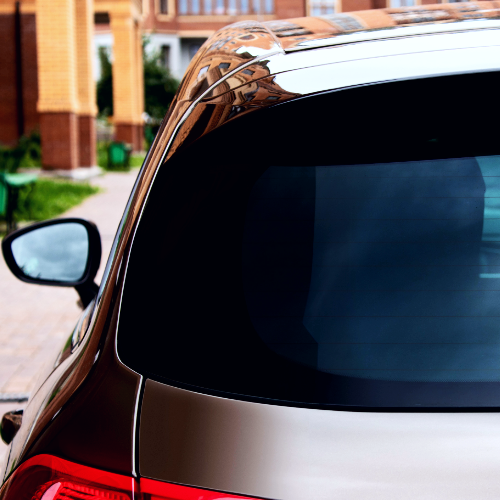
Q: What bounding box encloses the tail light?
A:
[0,455,260,500]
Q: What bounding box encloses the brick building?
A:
[1,0,467,171]
[0,0,143,171]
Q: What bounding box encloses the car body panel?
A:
[1,229,143,482]
[3,2,500,495]
[140,380,500,500]
[134,8,500,500]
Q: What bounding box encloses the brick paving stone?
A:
[0,170,138,396]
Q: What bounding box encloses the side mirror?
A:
[2,218,102,308]
[0,409,23,445]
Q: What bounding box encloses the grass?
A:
[14,178,100,222]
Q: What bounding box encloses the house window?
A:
[251,0,274,14]
[161,45,170,69]
[190,44,203,60]
[310,0,336,15]
[391,0,416,6]
[94,12,110,24]
[159,0,169,13]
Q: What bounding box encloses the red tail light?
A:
[140,477,255,500]
[0,455,135,500]
[0,455,259,500]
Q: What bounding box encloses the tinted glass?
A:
[119,72,500,407]
[244,159,500,384]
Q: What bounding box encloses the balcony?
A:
[177,0,275,15]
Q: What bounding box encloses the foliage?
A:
[96,39,179,121]
[14,179,100,221]
[97,46,113,117]
[143,38,179,121]
[0,130,42,173]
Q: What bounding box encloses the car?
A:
[2,3,500,499]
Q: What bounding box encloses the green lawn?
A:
[15,178,100,221]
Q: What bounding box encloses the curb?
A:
[0,393,29,403]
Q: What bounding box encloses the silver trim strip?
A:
[131,375,143,478]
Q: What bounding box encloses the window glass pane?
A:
[159,0,169,13]
[179,0,188,13]
[118,72,500,408]
[265,0,274,13]
[215,0,224,14]
[310,0,336,14]
[161,45,170,68]
[244,158,500,384]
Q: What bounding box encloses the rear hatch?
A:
[119,47,500,500]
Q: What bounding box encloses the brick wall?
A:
[0,12,38,147]
[21,14,39,137]
[0,13,18,146]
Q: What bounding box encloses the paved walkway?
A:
[0,170,138,396]
[0,170,138,463]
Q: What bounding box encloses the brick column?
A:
[134,18,144,151]
[75,0,98,167]
[110,8,144,152]
[36,0,79,170]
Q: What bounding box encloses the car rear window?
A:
[118,72,500,408]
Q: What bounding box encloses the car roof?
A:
[153,1,499,164]
[260,2,500,53]
[181,1,500,90]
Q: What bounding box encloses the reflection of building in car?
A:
[0,0,478,171]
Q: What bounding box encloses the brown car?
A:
[2,4,500,499]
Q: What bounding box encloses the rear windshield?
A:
[118,72,500,408]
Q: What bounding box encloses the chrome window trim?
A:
[289,18,500,51]
[264,26,500,74]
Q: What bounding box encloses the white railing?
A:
[178,0,274,15]
[309,0,336,15]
